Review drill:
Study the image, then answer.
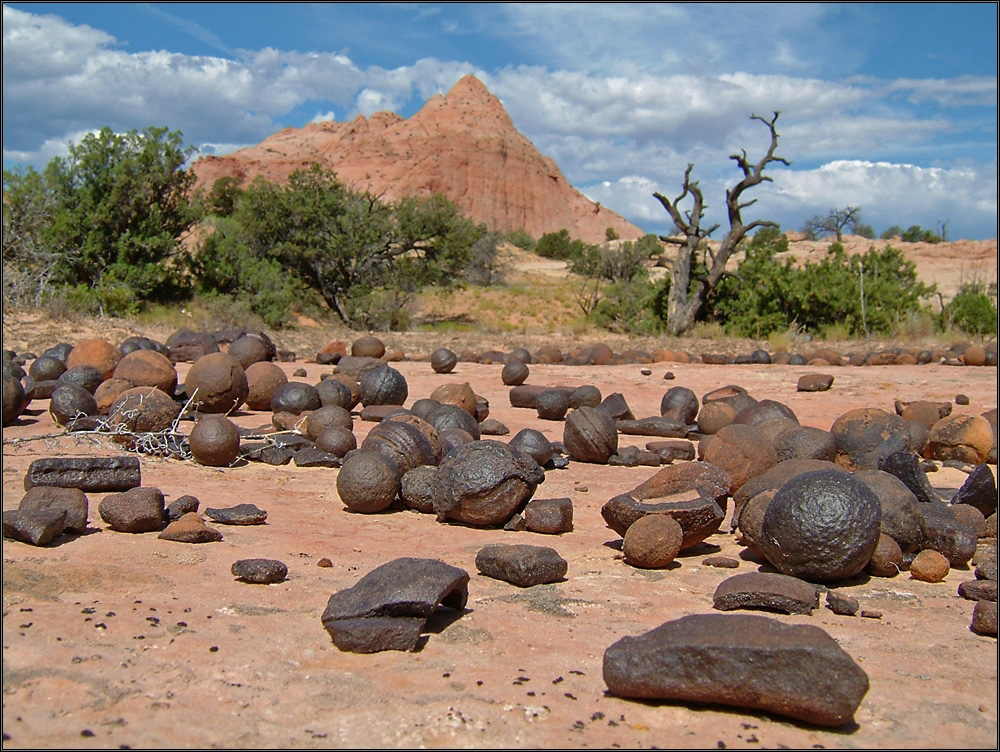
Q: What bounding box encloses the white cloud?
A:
[310,111,337,124]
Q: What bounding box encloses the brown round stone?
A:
[950,504,988,537]
[909,549,950,582]
[108,386,181,434]
[430,348,458,374]
[336,450,400,512]
[228,335,271,369]
[314,426,357,457]
[184,352,249,413]
[501,359,529,386]
[700,423,777,495]
[430,382,478,416]
[245,361,288,411]
[113,349,178,395]
[867,533,903,577]
[66,338,121,381]
[93,377,136,414]
[697,401,737,435]
[189,415,241,467]
[925,414,994,464]
[622,514,683,569]
[963,345,987,366]
[351,336,386,358]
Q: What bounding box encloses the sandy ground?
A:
[2,350,997,749]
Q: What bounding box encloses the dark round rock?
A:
[400,465,438,513]
[410,398,441,421]
[42,342,74,363]
[3,373,25,426]
[430,348,458,374]
[270,381,322,415]
[734,399,798,426]
[48,384,99,427]
[28,355,67,382]
[306,405,353,439]
[58,365,104,395]
[760,469,882,583]
[315,426,357,457]
[536,389,570,421]
[359,365,408,407]
[564,406,618,464]
[337,450,400,513]
[189,415,241,467]
[107,386,181,437]
[429,403,481,440]
[773,425,837,463]
[361,420,437,475]
[509,428,555,466]
[232,558,287,584]
[315,377,355,411]
[569,385,602,409]
[867,533,903,577]
[501,359,529,386]
[660,386,699,424]
[119,335,168,356]
[228,335,271,370]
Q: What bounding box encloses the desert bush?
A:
[3,126,198,314]
[535,229,594,261]
[706,230,935,338]
[942,281,998,335]
[504,228,536,251]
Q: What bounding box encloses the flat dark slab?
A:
[321,557,469,653]
[23,456,141,492]
[603,613,869,727]
[713,571,821,615]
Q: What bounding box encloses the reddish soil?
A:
[3,353,998,749]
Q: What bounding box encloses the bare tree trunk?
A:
[654,112,788,336]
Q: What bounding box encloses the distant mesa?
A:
[190,75,643,245]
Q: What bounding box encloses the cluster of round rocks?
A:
[3,328,997,726]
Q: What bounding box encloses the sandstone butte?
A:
[190,75,643,245]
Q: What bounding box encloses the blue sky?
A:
[3,2,997,239]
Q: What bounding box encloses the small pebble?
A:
[955,394,970,405]
[318,558,333,568]
[825,590,860,616]
[293,368,308,378]
[860,610,883,619]
[663,372,675,380]
[702,556,740,569]
[640,368,652,376]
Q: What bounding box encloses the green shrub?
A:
[943,282,998,335]
[505,228,536,251]
[535,229,593,261]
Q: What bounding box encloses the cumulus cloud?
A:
[3,5,995,239]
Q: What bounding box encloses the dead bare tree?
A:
[803,206,862,241]
[653,112,788,336]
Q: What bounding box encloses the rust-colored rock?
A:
[910,549,950,582]
[623,514,683,569]
[700,424,778,495]
[245,361,288,411]
[430,382,478,416]
[66,338,121,381]
[112,349,178,395]
[924,414,994,464]
[184,352,249,414]
[189,415,241,467]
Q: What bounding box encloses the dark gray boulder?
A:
[603,613,869,727]
[232,558,287,584]
[877,451,941,504]
[475,543,568,587]
[2,508,66,546]
[24,456,141,492]
[321,558,469,653]
[205,504,268,525]
[523,497,573,534]
[760,470,881,583]
[854,469,924,554]
[18,486,88,533]
[951,464,998,518]
[601,493,725,550]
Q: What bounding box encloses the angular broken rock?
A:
[629,461,730,504]
[232,558,288,584]
[712,572,821,615]
[603,613,869,727]
[99,487,165,533]
[797,373,834,392]
[205,504,267,525]
[18,486,88,533]
[601,493,725,550]
[951,464,998,518]
[2,508,67,546]
[475,543,568,587]
[523,497,573,533]
[825,590,860,616]
[157,513,223,543]
[24,456,141,493]
[877,451,941,504]
[321,557,469,653]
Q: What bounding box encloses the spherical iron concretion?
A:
[359,365,408,407]
[189,415,241,467]
[245,361,288,411]
[336,450,400,513]
[184,353,249,414]
[270,381,322,415]
[760,469,882,583]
